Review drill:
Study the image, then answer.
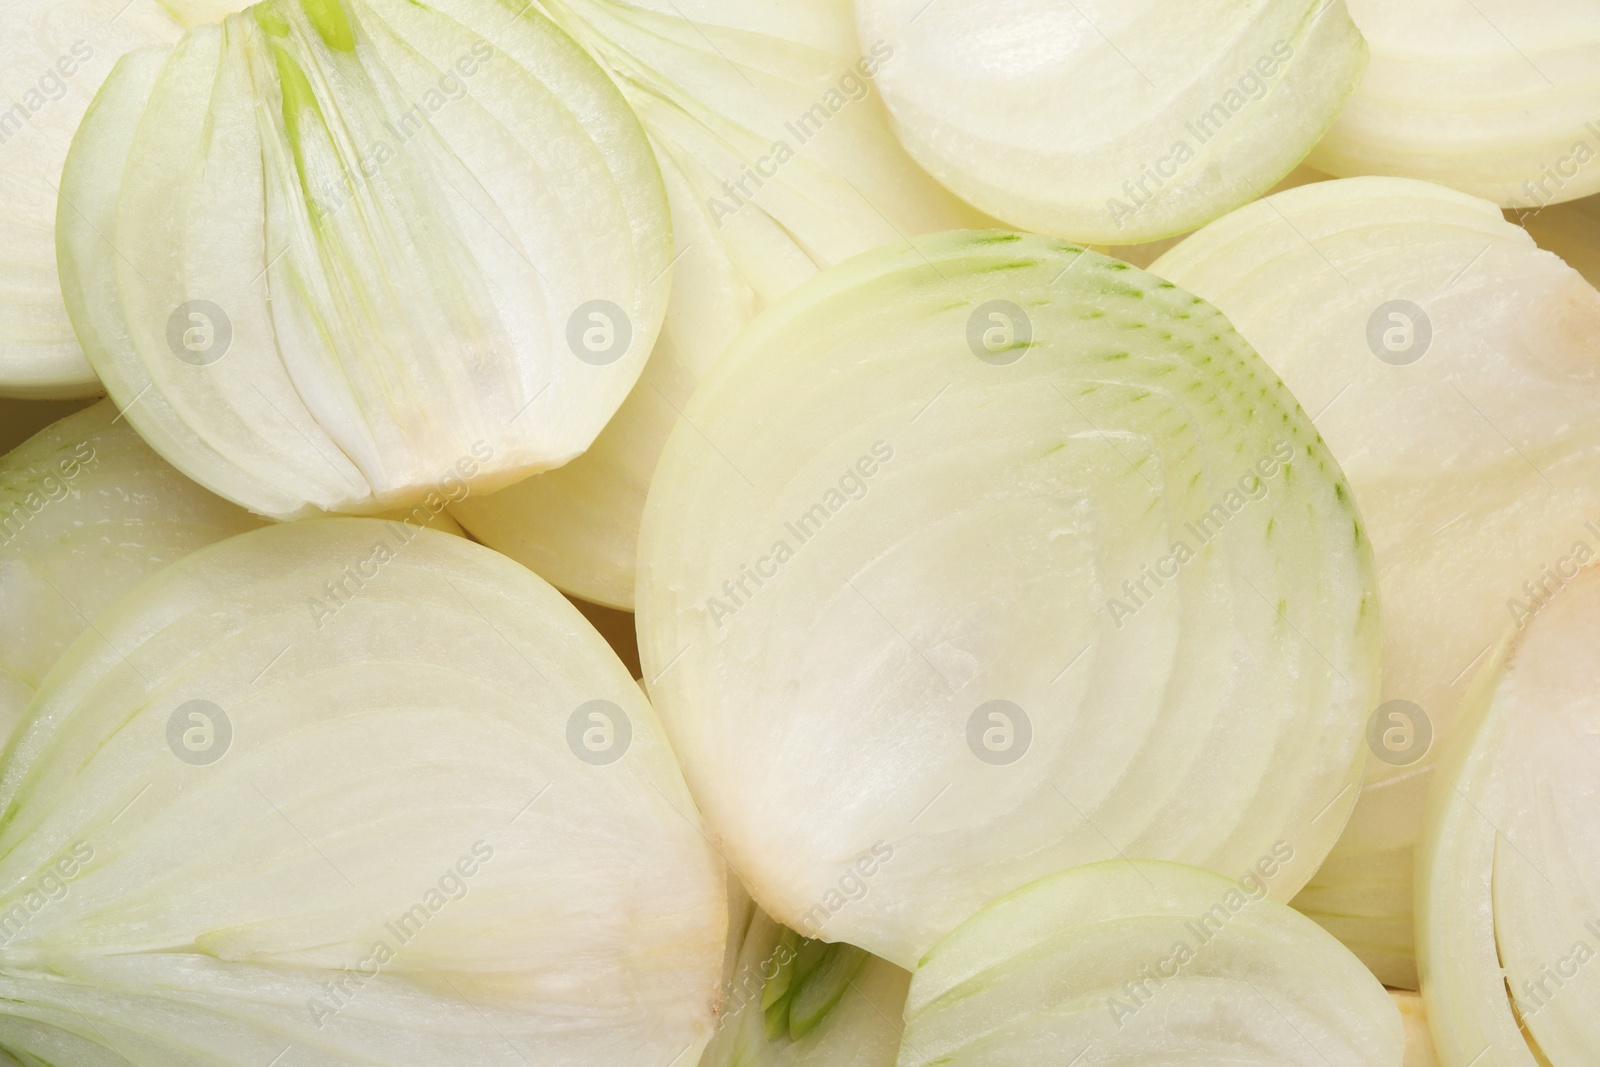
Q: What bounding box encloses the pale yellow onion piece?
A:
[57,0,670,520]
[899,861,1402,1067]
[1415,571,1600,1064]
[854,0,1367,245]
[0,0,190,399]
[701,879,909,1067]
[1151,175,1600,988]
[1310,0,1600,209]
[638,230,1379,968]
[0,518,725,1065]
[0,400,263,739]
[451,0,986,610]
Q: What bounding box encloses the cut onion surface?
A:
[702,879,909,1067]
[0,518,725,1065]
[1152,175,1600,989]
[57,0,671,520]
[898,860,1403,1067]
[853,0,1367,244]
[637,229,1380,968]
[0,400,263,740]
[1418,565,1600,1066]
[1310,1,1600,209]
[450,0,985,610]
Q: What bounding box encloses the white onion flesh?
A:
[0,0,188,399]
[0,401,263,739]
[853,0,1367,244]
[1418,565,1600,1065]
[450,0,985,610]
[1310,1,1600,209]
[637,229,1379,968]
[56,0,671,520]
[1151,175,1600,988]
[0,518,725,1065]
[899,860,1403,1066]
[701,879,908,1067]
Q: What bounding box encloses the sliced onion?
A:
[852,0,1367,244]
[57,0,671,520]
[1151,175,1600,989]
[899,860,1402,1066]
[1416,570,1600,1064]
[1310,1,1600,209]
[0,518,725,1064]
[702,879,908,1067]
[0,401,263,739]
[636,230,1380,968]
[450,0,984,609]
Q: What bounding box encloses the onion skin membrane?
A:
[702,879,909,1067]
[853,0,1367,245]
[1152,176,1600,989]
[1418,566,1600,1065]
[898,860,1403,1066]
[0,519,725,1065]
[0,401,263,739]
[1310,1,1600,210]
[450,0,986,610]
[637,229,1380,969]
[57,0,671,521]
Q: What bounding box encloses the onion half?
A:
[57,0,671,520]
[1310,1,1600,209]
[853,0,1367,244]
[1418,565,1600,1065]
[1152,175,1600,988]
[637,229,1380,968]
[0,519,725,1064]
